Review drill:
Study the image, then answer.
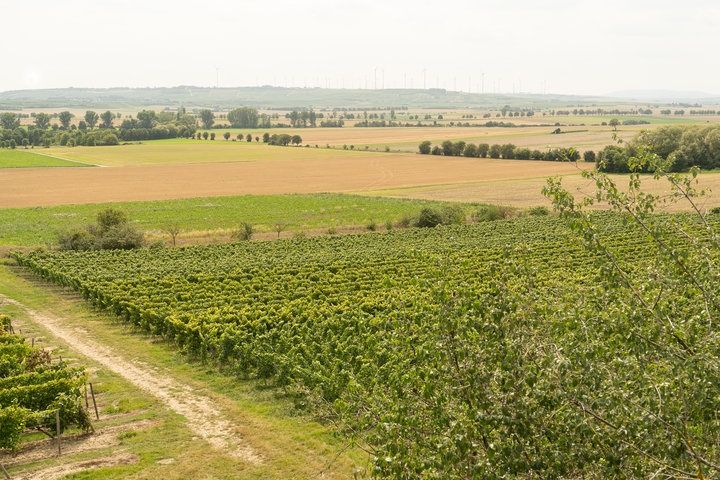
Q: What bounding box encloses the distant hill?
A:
[606,89,720,103]
[0,86,616,110]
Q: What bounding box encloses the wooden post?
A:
[55,410,61,455]
[89,383,99,420]
[0,462,11,479]
[84,384,89,409]
[31,337,34,347]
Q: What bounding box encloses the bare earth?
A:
[0,154,586,207]
[0,294,262,465]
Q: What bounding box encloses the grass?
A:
[0,193,463,246]
[0,149,87,168]
[0,259,366,479]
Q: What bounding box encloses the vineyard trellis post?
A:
[0,462,11,479]
[89,383,99,420]
[55,410,61,455]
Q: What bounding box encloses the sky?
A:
[2,0,719,96]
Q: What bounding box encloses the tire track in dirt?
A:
[0,294,262,465]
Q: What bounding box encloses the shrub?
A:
[366,220,378,232]
[440,205,465,225]
[414,208,445,228]
[528,206,550,216]
[58,209,144,250]
[472,205,513,222]
[58,230,95,251]
[94,224,145,250]
[583,150,596,162]
[488,144,502,158]
[418,141,432,154]
[327,227,338,235]
[477,143,490,158]
[232,222,254,241]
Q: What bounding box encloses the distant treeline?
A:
[0,109,197,148]
[597,125,720,173]
[418,140,594,162]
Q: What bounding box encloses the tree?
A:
[583,150,596,162]
[418,141,432,154]
[0,112,19,129]
[223,132,231,141]
[463,143,478,157]
[246,134,252,142]
[164,225,181,246]
[441,140,454,156]
[291,135,302,146]
[236,133,244,141]
[34,113,51,130]
[273,222,286,239]
[262,132,270,143]
[136,110,157,129]
[84,111,99,129]
[100,111,115,128]
[210,132,216,140]
[608,118,620,129]
[489,144,502,158]
[202,131,209,140]
[199,109,215,129]
[500,143,516,159]
[227,107,259,128]
[477,143,490,158]
[58,111,74,129]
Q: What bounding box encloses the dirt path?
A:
[0,294,262,465]
[15,453,139,480]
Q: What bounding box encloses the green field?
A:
[0,149,87,168]
[0,193,466,246]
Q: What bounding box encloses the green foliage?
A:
[233,222,254,241]
[527,205,550,216]
[418,140,431,154]
[59,208,144,251]
[0,315,89,451]
[472,204,513,222]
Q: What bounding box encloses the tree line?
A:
[597,124,720,173]
[418,140,593,162]
[0,109,198,148]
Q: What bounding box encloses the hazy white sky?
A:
[3,0,719,95]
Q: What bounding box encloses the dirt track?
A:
[0,155,585,207]
[0,294,261,465]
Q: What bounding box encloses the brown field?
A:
[0,154,588,207]
[365,172,720,212]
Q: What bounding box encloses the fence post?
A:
[89,383,99,420]
[55,410,61,455]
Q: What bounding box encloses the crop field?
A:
[0,150,586,208]
[0,193,462,247]
[200,124,647,153]
[0,149,85,168]
[45,139,378,167]
[15,212,719,477]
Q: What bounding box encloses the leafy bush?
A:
[414,208,445,228]
[472,205,513,222]
[527,205,550,216]
[232,222,254,241]
[58,208,144,251]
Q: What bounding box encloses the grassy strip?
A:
[0,193,467,246]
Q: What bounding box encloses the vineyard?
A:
[14,213,720,478]
[0,314,90,450]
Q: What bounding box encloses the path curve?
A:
[0,294,262,465]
